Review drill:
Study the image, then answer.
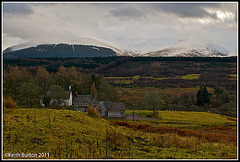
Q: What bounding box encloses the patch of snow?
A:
[71,44,75,52]
[91,46,99,51]
[50,44,57,50]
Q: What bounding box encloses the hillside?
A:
[3,108,237,159]
[3,43,117,58]
[3,108,116,159]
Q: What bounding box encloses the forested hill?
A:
[3,43,117,58]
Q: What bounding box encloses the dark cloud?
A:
[3,3,33,15]
[107,3,236,21]
[109,4,146,20]
[138,3,220,19]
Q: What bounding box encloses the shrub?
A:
[88,104,100,118]
[3,96,16,109]
[112,121,236,144]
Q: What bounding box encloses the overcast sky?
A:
[2,2,238,54]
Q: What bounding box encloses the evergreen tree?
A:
[197,86,210,106]
[203,87,210,104]
[197,87,204,106]
[42,95,51,108]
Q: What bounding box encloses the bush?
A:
[87,104,100,118]
[3,96,16,109]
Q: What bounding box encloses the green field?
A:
[105,75,168,85]
[182,74,201,80]
[125,110,236,129]
[3,108,237,159]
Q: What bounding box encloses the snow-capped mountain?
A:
[105,36,235,57]
[3,37,125,58]
[3,43,118,58]
[141,40,230,57]
[3,37,122,54]
[104,36,182,56]
[3,37,236,58]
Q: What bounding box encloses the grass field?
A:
[3,108,237,159]
[3,108,113,159]
[105,75,169,85]
[182,74,201,80]
[125,110,236,130]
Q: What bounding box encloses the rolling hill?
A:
[3,43,117,58]
[3,108,237,159]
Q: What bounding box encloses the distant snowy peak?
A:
[142,40,229,57]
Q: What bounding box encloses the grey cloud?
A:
[143,3,219,19]
[2,2,237,53]
[109,4,146,20]
[3,3,33,15]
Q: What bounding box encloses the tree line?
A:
[3,64,236,117]
[3,66,119,108]
[128,86,236,117]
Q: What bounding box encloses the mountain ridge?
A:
[3,37,235,58]
[3,43,117,58]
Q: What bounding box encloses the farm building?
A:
[73,95,96,112]
[73,95,125,118]
[96,101,125,118]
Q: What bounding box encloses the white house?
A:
[40,90,73,107]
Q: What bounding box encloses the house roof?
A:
[98,101,125,112]
[47,90,72,100]
[98,101,112,110]
[73,95,95,102]
[92,101,101,106]
[108,102,125,112]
